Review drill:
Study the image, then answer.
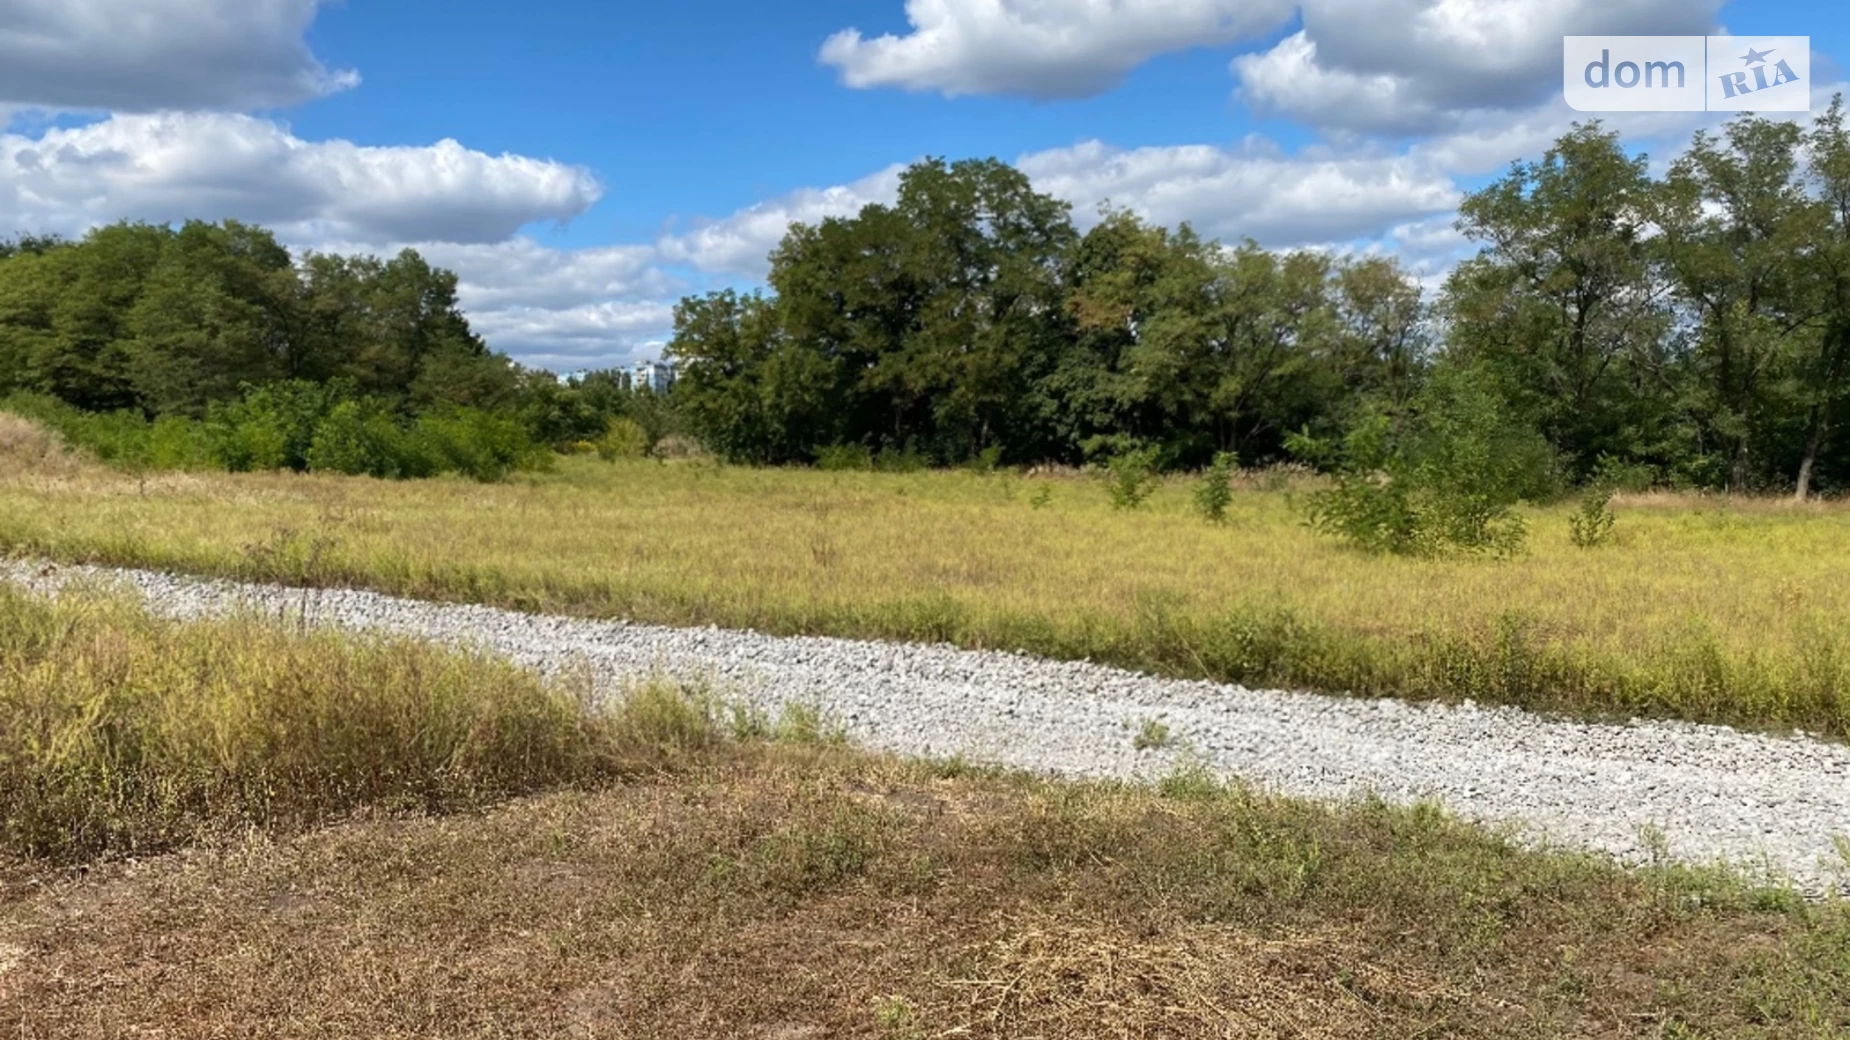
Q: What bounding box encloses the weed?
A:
[774,702,846,745]
[1192,451,1237,524]
[1104,448,1158,510]
[1132,718,1174,751]
[1570,487,1618,549]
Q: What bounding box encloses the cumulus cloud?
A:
[0,112,602,245]
[654,164,908,278]
[1017,138,1460,245]
[1235,0,1725,135]
[418,240,685,369]
[821,0,1296,99]
[0,0,357,112]
[467,300,678,370]
[413,239,682,311]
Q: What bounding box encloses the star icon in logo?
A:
[1740,46,1775,65]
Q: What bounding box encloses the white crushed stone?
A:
[7,560,1849,895]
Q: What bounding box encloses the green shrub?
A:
[961,445,1005,474]
[1302,365,1553,557]
[875,445,931,473]
[1569,488,1618,549]
[413,408,546,482]
[308,401,421,479]
[1104,448,1159,510]
[1193,451,1238,524]
[146,415,213,470]
[816,442,874,471]
[595,417,651,461]
[205,381,347,472]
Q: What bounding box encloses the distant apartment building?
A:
[633,359,677,395]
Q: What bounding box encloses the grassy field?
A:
[3,437,1850,737]
[1,589,1847,1037]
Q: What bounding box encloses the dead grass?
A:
[1,742,1846,1038]
[0,583,719,863]
[0,415,85,479]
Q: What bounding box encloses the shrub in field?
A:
[1299,365,1553,557]
[1193,451,1238,524]
[595,417,650,460]
[308,400,425,479]
[876,444,931,473]
[816,442,874,471]
[1104,448,1159,510]
[0,393,211,472]
[1570,488,1618,549]
[205,381,346,472]
[414,407,547,481]
[962,445,1005,474]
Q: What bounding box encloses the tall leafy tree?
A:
[1791,98,1850,498]
[1656,116,1814,491]
[1442,124,1674,478]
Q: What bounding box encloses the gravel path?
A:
[9,560,1850,895]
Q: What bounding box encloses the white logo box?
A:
[1564,36,1810,113]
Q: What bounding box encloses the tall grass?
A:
[0,584,718,862]
[2,433,1849,737]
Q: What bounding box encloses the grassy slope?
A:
[4,452,1849,736]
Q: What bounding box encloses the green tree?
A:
[125,221,298,416]
[1442,124,1675,479]
[1656,115,1814,492]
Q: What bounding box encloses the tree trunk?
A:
[1796,405,1829,501]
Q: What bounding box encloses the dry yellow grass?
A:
[1,442,1847,734]
[3,743,1846,1038]
[0,415,85,479]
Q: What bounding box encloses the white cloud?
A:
[1018,138,1460,245]
[0,112,602,245]
[821,0,1296,99]
[467,300,677,370]
[0,0,357,112]
[414,239,681,311]
[1235,0,1725,135]
[654,164,908,278]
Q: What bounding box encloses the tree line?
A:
[6,101,1850,496]
[668,99,1850,497]
[0,221,676,479]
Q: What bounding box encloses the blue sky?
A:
[1,0,1845,371]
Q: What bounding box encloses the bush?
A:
[146,415,213,470]
[1569,488,1618,549]
[308,401,423,479]
[205,381,347,472]
[1193,451,1238,524]
[595,417,650,461]
[876,445,931,473]
[413,407,547,482]
[1104,448,1159,510]
[816,442,874,471]
[0,393,212,472]
[962,445,1005,474]
[1302,365,1553,557]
